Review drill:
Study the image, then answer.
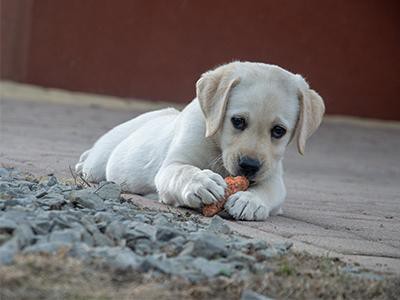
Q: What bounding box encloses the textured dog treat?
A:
[202,176,249,217]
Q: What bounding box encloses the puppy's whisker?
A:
[209,154,223,172]
[208,155,222,168]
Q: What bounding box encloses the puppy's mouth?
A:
[246,176,259,185]
[236,170,266,186]
[222,155,262,184]
[232,171,257,185]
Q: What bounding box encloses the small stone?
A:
[94,212,114,224]
[228,252,257,264]
[80,230,95,247]
[0,168,12,178]
[152,213,170,226]
[146,256,205,282]
[192,257,233,277]
[256,248,279,260]
[49,228,83,243]
[16,180,35,190]
[82,218,113,247]
[141,254,184,275]
[23,241,70,255]
[93,232,114,247]
[3,199,19,207]
[69,221,94,246]
[16,195,36,205]
[0,238,19,265]
[133,214,151,223]
[0,182,10,193]
[15,223,35,248]
[105,220,125,242]
[170,235,186,246]
[155,226,184,242]
[96,222,108,233]
[124,228,149,242]
[0,217,18,234]
[3,210,30,223]
[52,214,73,229]
[241,289,274,300]
[47,176,58,187]
[127,237,153,256]
[0,233,12,245]
[111,205,125,213]
[68,189,105,210]
[94,182,121,201]
[30,219,52,235]
[232,239,269,252]
[109,249,141,271]
[181,232,228,259]
[16,184,31,194]
[47,184,66,194]
[90,247,141,271]
[207,215,231,234]
[80,215,97,230]
[37,193,66,210]
[68,242,91,260]
[181,220,199,232]
[35,189,48,198]
[131,222,157,240]
[275,241,293,253]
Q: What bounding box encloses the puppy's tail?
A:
[75,148,91,175]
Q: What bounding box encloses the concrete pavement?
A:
[1,82,399,274]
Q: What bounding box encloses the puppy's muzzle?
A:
[238,156,261,178]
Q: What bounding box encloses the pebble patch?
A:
[0,168,292,282]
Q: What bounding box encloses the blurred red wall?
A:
[1,0,400,120]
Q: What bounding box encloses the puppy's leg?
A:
[225,173,286,221]
[75,149,91,175]
[155,164,227,208]
[270,206,284,216]
[77,108,178,183]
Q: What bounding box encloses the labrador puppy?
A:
[75,61,324,220]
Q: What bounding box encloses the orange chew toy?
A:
[202,176,249,217]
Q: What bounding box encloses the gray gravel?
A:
[0,167,292,282]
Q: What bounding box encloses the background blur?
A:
[1,0,399,120]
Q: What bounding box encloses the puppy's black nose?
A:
[238,156,261,177]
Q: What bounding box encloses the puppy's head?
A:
[197,61,325,182]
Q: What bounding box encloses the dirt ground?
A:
[1,250,399,300]
[1,81,400,275]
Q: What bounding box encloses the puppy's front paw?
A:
[225,191,270,221]
[182,169,226,208]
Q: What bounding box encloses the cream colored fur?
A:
[75,61,325,221]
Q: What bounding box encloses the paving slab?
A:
[1,82,399,274]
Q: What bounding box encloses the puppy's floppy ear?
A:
[295,88,325,155]
[196,68,240,137]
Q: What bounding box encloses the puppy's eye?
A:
[231,116,247,130]
[271,125,286,139]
